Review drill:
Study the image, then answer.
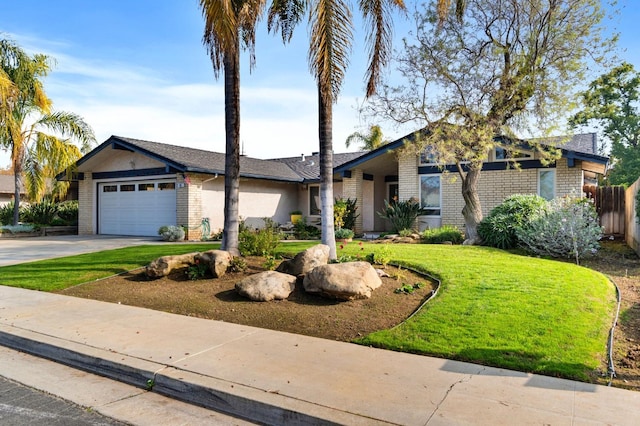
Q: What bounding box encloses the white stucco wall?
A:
[202,178,299,231]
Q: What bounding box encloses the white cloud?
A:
[1,32,406,169]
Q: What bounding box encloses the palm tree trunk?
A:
[12,145,24,226]
[318,85,336,259]
[461,167,483,244]
[13,168,21,226]
[221,46,241,256]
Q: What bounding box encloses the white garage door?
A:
[98,180,177,236]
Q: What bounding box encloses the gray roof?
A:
[0,175,24,195]
[272,152,365,181]
[536,133,601,156]
[86,136,305,182]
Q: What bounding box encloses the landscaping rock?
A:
[303,261,383,300]
[235,271,297,302]
[146,253,198,278]
[276,244,330,277]
[195,250,232,278]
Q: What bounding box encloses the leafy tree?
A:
[366,0,613,243]
[0,38,94,225]
[570,62,640,186]
[346,124,389,151]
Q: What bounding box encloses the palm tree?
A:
[199,0,302,255]
[345,124,388,151]
[268,0,406,259]
[0,39,95,225]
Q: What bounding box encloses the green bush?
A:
[334,228,355,240]
[377,198,424,233]
[56,201,79,225]
[23,199,59,225]
[0,201,22,225]
[239,218,283,256]
[334,198,359,231]
[293,216,321,240]
[421,225,464,244]
[478,194,548,249]
[158,225,185,241]
[516,196,603,265]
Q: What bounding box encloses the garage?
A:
[98,179,177,236]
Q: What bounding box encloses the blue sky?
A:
[1,0,639,168]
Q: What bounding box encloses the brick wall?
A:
[398,153,418,202]
[439,160,585,228]
[342,169,364,233]
[177,173,203,240]
[78,175,93,235]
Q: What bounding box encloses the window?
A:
[419,146,438,165]
[103,185,117,193]
[120,184,135,192]
[387,183,399,204]
[309,185,320,215]
[420,175,441,216]
[494,146,533,161]
[538,169,555,200]
[158,182,175,191]
[138,183,155,191]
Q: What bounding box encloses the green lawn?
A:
[0,243,219,291]
[0,241,616,381]
[277,242,616,381]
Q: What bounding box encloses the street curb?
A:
[0,326,388,425]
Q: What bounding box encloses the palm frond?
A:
[268,0,307,43]
[200,0,239,76]
[23,154,45,201]
[360,0,405,97]
[309,0,354,102]
[35,111,96,150]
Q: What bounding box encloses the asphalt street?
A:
[0,375,125,426]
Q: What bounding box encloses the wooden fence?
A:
[625,179,640,255]
[584,185,625,236]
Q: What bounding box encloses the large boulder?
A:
[146,253,197,278]
[303,261,383,300]
[276,244,330,277]
[235,271,297,302]
[195,250,232,278]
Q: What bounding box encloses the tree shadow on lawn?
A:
[439,348,600,390]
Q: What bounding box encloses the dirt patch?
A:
[56,257,436,342]
[581,239,640,391]
[55,240,640,391]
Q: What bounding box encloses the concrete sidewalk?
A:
[1,285,639,425]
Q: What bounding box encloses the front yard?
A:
[0,241,621,385]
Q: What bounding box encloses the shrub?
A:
[398,228,414,237]
[229,256,248,272]
[334,228,354,240]
[158,225,185,242]
[516,196,603,265]
[239,218,283,256]
[478,194,548,249]
[23,199,58,225]
[421,225,464,244]
[377,198,424,233]
[186,259,208,280]
[293,216,321,240]
[56,200,79,225]
[0,201,23,225]
[334,198,359,231]
[365,245,392,267]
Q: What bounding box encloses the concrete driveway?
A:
[0,235,166,267]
